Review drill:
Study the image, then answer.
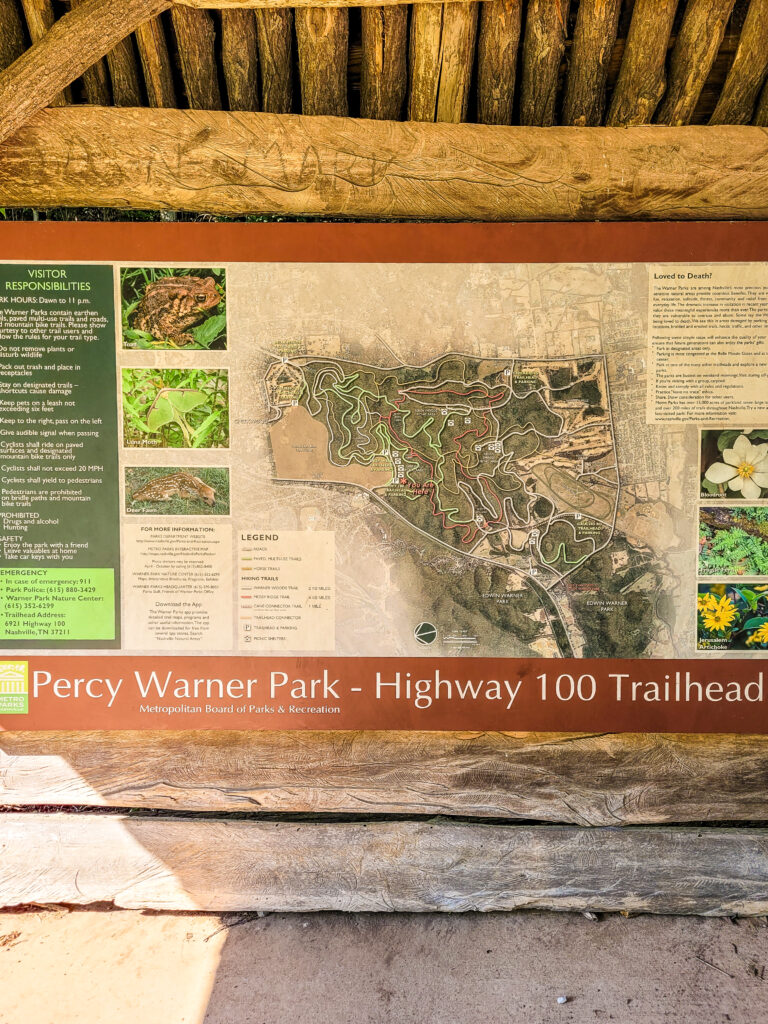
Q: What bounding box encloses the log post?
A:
[221,9,260,111]
[254,9,293,113]
[360,6,408,120]
[656,0,736,125]
[712,0,768,124]
[476,0,522,125]
[606,0,677,126]
[0,0,25,72]
[171,6,222,110]
[519,0,569,126]
[135,17,176,107]
[19,0,70,104]
[295,7,349,116]
[562,0,621,127]
[105,36,143,106]
[409,2,479,123]
[69,0,112,106]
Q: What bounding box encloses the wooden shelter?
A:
[2,2,768,915]
[1,0,768,217]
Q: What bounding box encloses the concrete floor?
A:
[1,909,767,1024]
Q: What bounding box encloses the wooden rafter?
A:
[2,108,768,219]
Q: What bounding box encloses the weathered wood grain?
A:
[105,35,143,106]
[657,0,736,125]
[176,0,473,7]
[476,0,521,124]
[360,6,408,120]
[3,110,768,220]
[712,0,768,124]
[4,730,768,825]
[1,813,767,914]
[135,16,176,107]
[562,0,621,126]
[254,8,292,112]
[295,7,348,116]
[68,0,111,106]
[606,0,677,126]
[0,0,169,143]
[18,0,70,104]
[519,0,569,126]
[409,3,479,123]
[170,6,222,109]
[222,8,259,111]
[0,0,26,72]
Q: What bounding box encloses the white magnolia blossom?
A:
[705,434,768,500]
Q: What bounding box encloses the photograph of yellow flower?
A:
[697,583,768,651]
[701,429,768,500]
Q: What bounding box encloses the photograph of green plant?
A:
[700,429,768,499]
[121,267,227,350]
[697,583,768,651]
[698,507,768,577]
[125,466,230,516]
[122,368,229,449]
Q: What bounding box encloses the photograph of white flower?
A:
[701,430,768,501]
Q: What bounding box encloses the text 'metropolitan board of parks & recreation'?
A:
[1,225,768,731]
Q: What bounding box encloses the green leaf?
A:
[744,616,768,630]
[717,430,742,452]
[701,478,719,495]
[735,588,759,610]
[147,396,175,431]
[166,389,207,413]
[748,430,768,441]
[190,314,227,347]
[191,410,222,447]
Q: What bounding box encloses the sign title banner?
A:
[1,222,767,733]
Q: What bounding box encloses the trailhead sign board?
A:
[1,221,767,733]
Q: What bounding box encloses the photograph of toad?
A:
[121,267,227,350]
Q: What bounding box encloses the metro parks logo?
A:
[0,661,28,714]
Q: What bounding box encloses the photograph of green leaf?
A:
[700,429,768,499]
[697,583,768,651]
[698,506,768,577]
[122,368,229,449]
[121,267,227,350]
[125,466,230,516]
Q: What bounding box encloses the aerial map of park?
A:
[251,261,690,661]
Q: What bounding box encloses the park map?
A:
[255,263,689,661]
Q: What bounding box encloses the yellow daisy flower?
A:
[701,596,738,633]
[697,593,719,613]
[747,623,768,646]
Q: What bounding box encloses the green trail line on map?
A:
[265,353,621,656]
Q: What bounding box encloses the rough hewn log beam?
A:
[295,7,348,116]
[135,17,176,107]
[4,730,768,824]
[176,0,474,6]
[222,8,260,110]
[562,0,621,127]
[657,0,736,125]
[18,0,70,104]
[2,111,768,221]
[0,0,26,72]
[409,3,479,123]
[476,0,522,125]
[171,7,222,109]
[606,0,677,126]
[0,0,170,144]
[2,813,768,914]
[712,0,768,125]
[519,0,570,126]
[105,36,143,107]
[360,6,408,120]
[254,8,293,112]
[68,0,111,106]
